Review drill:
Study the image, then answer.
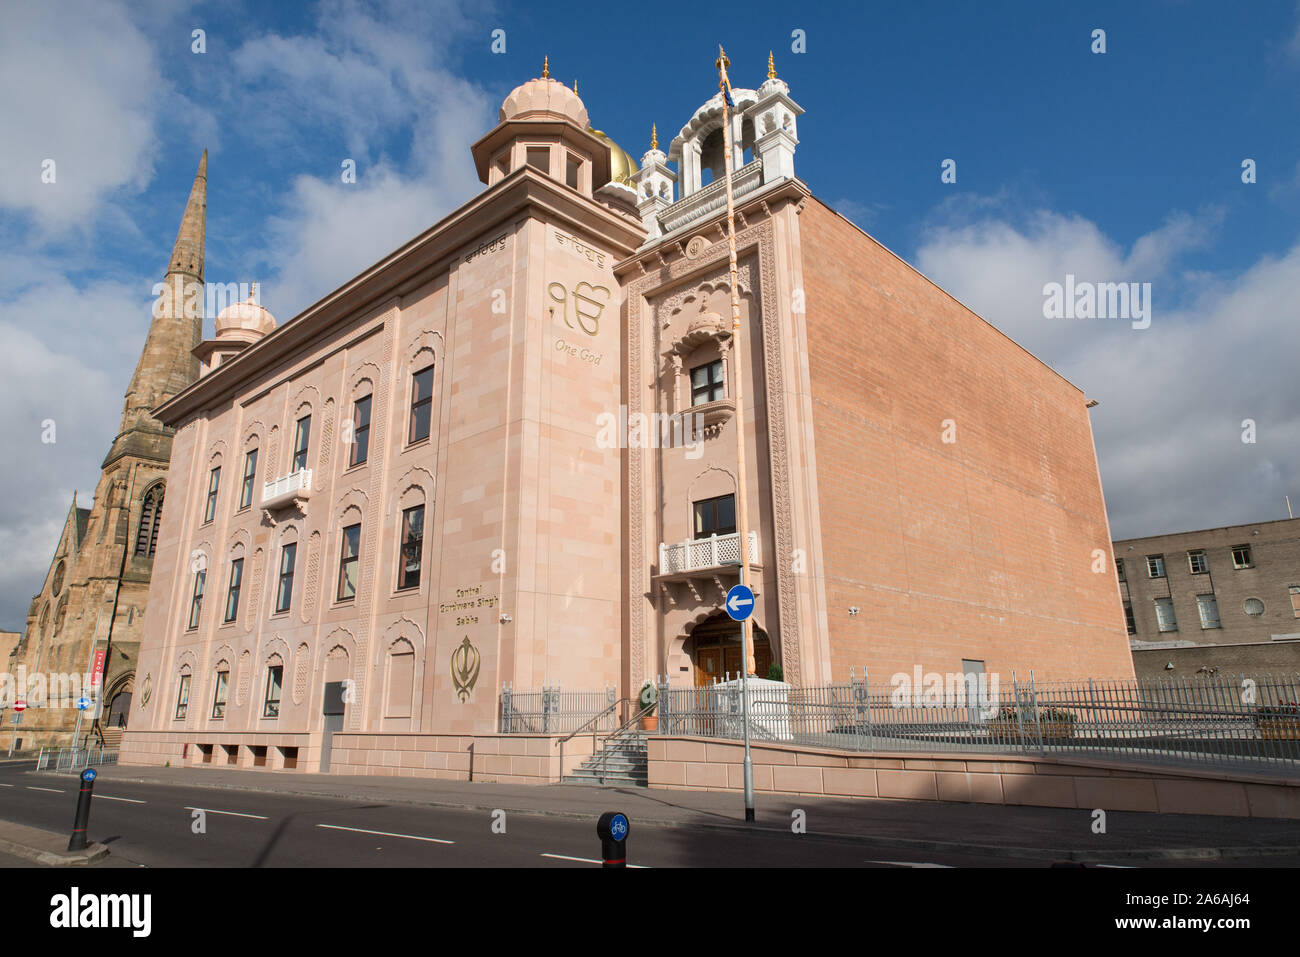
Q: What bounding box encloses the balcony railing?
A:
[262,469,312,510]
[659,530,759,575]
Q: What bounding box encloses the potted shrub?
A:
[638,680,658,732]
[1253,701,1300,740]
[1036,707,1077,740]
[988,706,1076,741]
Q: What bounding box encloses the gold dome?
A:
[588,127,638,186]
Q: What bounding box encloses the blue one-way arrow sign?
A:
[725,584,755,622]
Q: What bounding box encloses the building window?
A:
[690,360,725,406]
[1116,558,1126,583]
[694,494,736,539]
[1123,600,1137,635]
[263,665,283,718]
[1154,597,1178,633]
[240,448,258,509]
[1146,555,1165,579]
[292,415,311,472]
[526,146,549,172]
[565,153,581,189]
[224,558,243,623]
[174,673,191,720]
[1188,550,1208,574]
[349,395,371,467]
[409,365,434,443]
[188,570,205,630]
[212,670,228,719]
[1244,597,1265,617]
[1196,595,1221,630]
[135,485,164,557]
[203,467,221,523]
[1231,544,1253,569]
[275,543,296,614]
[1290,586,1300,618]
[398,504,425,590]
[338,523,361,601]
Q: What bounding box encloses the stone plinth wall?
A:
[120,730,319,771]
[648,736,1300,820]
[321,733,594,782]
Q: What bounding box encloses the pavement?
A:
[4,761,1295,864]
[0,817,108,867]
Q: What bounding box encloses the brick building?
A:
[1,154,208,749]
[1117,516,1300,678]
[121,60,1132,776]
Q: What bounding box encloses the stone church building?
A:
[120,59,1134,776]
[3,154,208,749]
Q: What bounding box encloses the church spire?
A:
[104,150,208,468]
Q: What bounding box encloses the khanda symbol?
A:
[548,281,609,336]
[451,636,481,703]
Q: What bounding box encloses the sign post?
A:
[596,811,629,868]
[725,577,757,823]
[8,700,25,757]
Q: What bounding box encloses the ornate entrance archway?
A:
[684,613,772,686]
[104,672,135,729]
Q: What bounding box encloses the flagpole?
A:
[717,44,756,823]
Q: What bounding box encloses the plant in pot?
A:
[1253,701,1300,740]
[638,680,658,732]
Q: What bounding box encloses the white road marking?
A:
[865,860,954,868]
[0,783,13,787]
[26,786,64,793]
[316,824,453,844]
[184,806,267,820]
[1095,864,1136,869]
[97,795,147,804]
[541,852,649,868]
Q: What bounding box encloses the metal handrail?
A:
[581,699,657,777]
[557,697,634,750]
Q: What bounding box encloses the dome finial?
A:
[768,50,777,79]
[542,55,549,79]
[573,78,578,94]
[651,123,658,151]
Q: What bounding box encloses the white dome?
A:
[215,296,276,338]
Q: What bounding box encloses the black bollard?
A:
[596,811,629,868]
[67,767,97,852]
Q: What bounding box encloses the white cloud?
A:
[915,206,1300,539]
[0,0,162,232]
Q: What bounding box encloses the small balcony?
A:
[658,530,759,578]
[262,469,312,511]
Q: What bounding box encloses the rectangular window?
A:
[212,670,229,719]
[398,504,425,590]
[349,395,371,467]
[203,467,221,523]
[1291,585,1300,618]
[1123,600,1137,635]
[174,674,190,720]
[240,448,258,509]
[338,523,360,601]
[1196,595,1221,630]
[224,558,243,623]
[1146,555,1166,579]
[690,360,725,406]
[409,365,434,443]
[693,494,737,539]
[1154,597,1178,633]
[188,570,205,629]
[275,543,296,613]
[263,665,283,718]
[408,366,434,444]
[565,153,581,189]
[1116,558,1126,583]
[292,416,311,472]
[1188,550,1208,574]
[1231,544,1252,569]
[526,146,549,172]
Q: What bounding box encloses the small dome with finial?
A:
[215,284,276,338]
[499,56,588,127]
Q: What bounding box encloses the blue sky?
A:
[1,0,1298,628]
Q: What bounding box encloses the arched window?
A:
[135,485,165,557]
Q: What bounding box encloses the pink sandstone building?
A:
[122,62,1134,776]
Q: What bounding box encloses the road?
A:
[0,763,1294,868]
